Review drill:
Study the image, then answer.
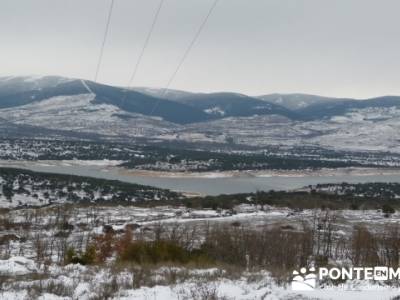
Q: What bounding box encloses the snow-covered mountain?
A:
[133,87,195,101]
[0,76,212,125]
[134,88,300,119]
[257,93,344,110]
[2,76,400,153]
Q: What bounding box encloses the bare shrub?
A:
[201,224,313,280]
[91,276,119,300]
[379,224,400,267]
[131,265,154,289]
[177,280,222,300]
[351,225,379,266]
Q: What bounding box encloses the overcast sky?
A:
[1,0,399,98]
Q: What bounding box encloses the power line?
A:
[127,0,165,88]
[150,0,220,115]
[94,0,115,82]
[120,0,165,107]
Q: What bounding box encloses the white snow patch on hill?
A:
[173,107,400,153]
[204,106,226,116]
[0,94,175,137]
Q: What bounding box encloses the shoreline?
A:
[1,160,400,179]
[119,166,400,179]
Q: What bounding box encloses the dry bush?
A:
[115,227,133,257]
[312,210,338,260]
[130,265,155,289]
[351,225,379,266]
[176,280,226,300]
[201,224,313,280]
[64,244,96,266]
[90,275,119,300]
[93,231,115,263]
[117,239,195,265]
[379,225,400,267]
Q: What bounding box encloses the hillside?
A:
[2,76,400,153]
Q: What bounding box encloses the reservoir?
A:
[2,161,400,195]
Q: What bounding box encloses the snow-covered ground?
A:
[1,204,400,299]
[169,107,400,153]
[1,257,400,299]
[0,93,175,138]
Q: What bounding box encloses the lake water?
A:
[10,163,400,195]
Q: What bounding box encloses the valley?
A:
[1,76,400,154]
[2,168,400,299]
[2,76,400,299]
[3,0,400,298]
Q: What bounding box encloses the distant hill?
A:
[0,76,210,124]
[2,75,400,153]
[2,76,400,125]
[133,87,194,101]
[0,77,300,124]
[86,81,211,124]
[167,92,299,119]
[134,88,299,119]
[297,96,400,119]
[257,93,344,110]
[257,93,400,119]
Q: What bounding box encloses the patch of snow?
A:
[204,106,226,116]
[73,282,91,300]
[0,256,37,275]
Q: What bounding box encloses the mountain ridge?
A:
[2,75,400,125]
[1,75,400,152]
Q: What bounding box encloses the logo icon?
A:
[291,267,316,291]
[373,267,388,280]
